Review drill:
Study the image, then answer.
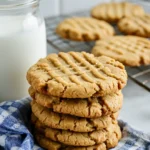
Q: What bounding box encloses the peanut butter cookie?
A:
[92,36,150,66]
[29,86,123,118]
[34,126,121,149]
[27,52,127,98]
[34,132,107,150]
[91,2,145,22]
[33,118,120,147]
[31,101,118,132]
[118,14,150,37]
[56,17,114,41]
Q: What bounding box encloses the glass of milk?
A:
[0,0,47,101]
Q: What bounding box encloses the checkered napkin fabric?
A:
[0,98,150,150]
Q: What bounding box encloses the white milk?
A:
[0,15,47,101]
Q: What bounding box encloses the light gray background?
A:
[39,0,123,17]
[40,0,150,17]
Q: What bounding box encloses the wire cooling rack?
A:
[45,11,150,92]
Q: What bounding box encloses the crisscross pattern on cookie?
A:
[91,2,145,22]
[56,17,114,41]
[118,15,150,37]
[27,52,127,98]
[92,36,150,66]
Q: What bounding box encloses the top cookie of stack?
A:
[27,51,127,98]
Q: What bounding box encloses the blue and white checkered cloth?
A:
[0,98,150,150]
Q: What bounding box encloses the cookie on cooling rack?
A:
[91,2,145,22]
[56,17,115,41]
[118,14,150,37]
[92,36,150,66]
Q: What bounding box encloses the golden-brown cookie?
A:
[29,86,123,118]
[34,132,107,150]
[34,123,121,150]
[27,52,127,98]
[56,17,114,41]
[118,14,150,37]
[91,2,145,22]
[92,36,150,66]
[33,118,121,147]
[31,101,118,132]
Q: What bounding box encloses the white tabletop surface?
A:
[47,44,150,134]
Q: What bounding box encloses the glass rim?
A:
[0,0,39,10]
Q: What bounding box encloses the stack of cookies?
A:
[27,52,127,150]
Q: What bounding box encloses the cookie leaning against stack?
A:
[91,2,145,22]
[56,17,115,41]
[27,52,127,150]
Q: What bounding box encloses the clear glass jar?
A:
[0,0,47,101]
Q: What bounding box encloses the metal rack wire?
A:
[45,11,150,92]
